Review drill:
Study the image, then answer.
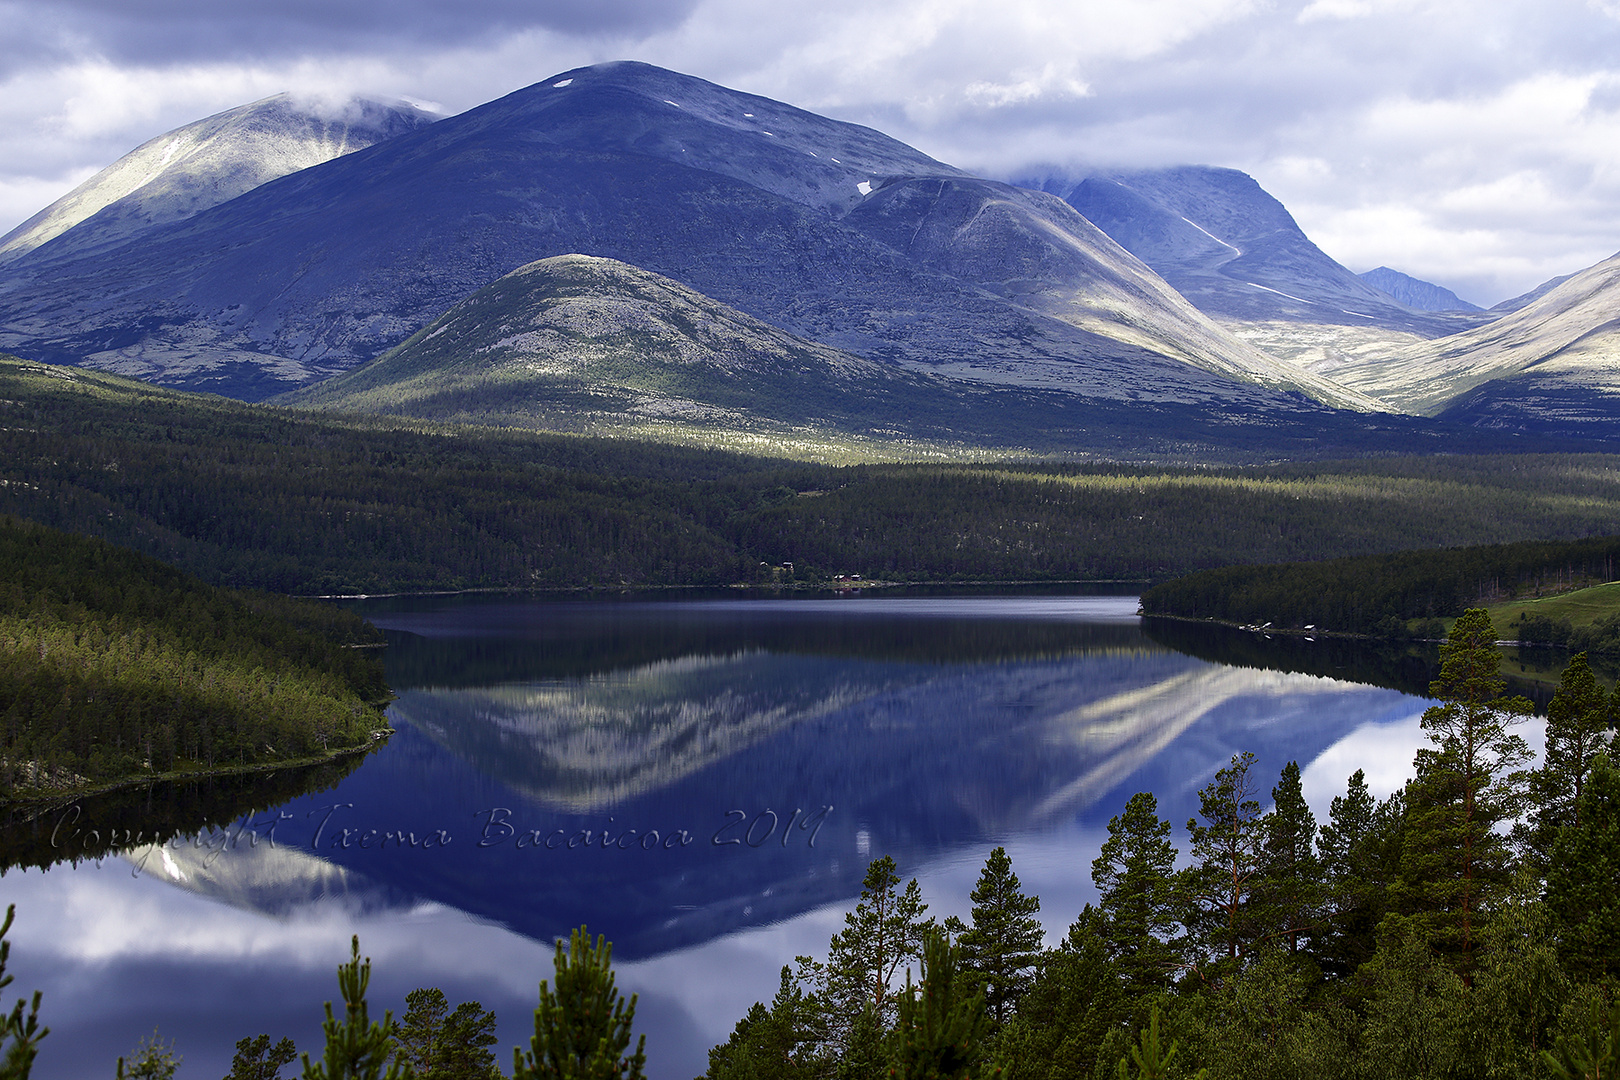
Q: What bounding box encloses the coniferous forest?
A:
[0,515,390,797]
[1141,536,1620,638]
[692,612,1620,1080]
[8,356,1620,594]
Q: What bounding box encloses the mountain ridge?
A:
[1328,248,1620,426]
[0,93,437,267]
[0,61,1378,423]
[1358,266,1483,313]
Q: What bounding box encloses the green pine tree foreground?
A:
[697,610,1620,1080]
[950,847,1042,1032]
[303,938,409,1080]
[891,932,990,1080]
[393,989,501,1080]
[514,927,645,1080]
[0,906,46,1080]
[116,1031,180,1080]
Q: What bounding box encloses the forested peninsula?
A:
[0,515,390,799]
[1141,534,1620,640]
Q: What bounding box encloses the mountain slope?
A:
[1025,167,1489,373]
[843,175,1378,409]
[1328,249,1620,425]
[282,254,1393,454]
[0,93,436,266]
[0,62,1373,421]
[1492,273,1577,313]
[283,253,947,442]
[1358,267,1482,312]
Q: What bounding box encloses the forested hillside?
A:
[7,357,1620,594]
[1141,534,1620,636]
[0,515,389,797]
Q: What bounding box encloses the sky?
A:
[4,0,1620,305]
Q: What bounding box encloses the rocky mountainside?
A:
[0,93,436,266]
[284,253,947,446]
[1327,249,1620,431]
[1026,167,1490,371]
[1358,266,1482,312]
[0,62,1374,423]
[285,253,1408,457]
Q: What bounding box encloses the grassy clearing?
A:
[1484,580,1620,632]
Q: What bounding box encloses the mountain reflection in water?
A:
[3,594,1433,1080]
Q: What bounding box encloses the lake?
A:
[1,593,1460,1079]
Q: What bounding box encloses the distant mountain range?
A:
[1357,267,1482,313]
[0,61,1615,453]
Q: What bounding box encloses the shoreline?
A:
[302,578,1156,601]
[0,729,391,808]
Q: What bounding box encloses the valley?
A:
[4,32,1620,1080]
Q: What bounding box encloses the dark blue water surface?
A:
[2,595,1439,1080]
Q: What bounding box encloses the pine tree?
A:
[817,857,934,1036]
[994,908,1125,1080]
[1526,652,1613,868]
[1542,993,1620,1080]
[1397,608,1532,978]
[1314,771,1396,978]
[1257,761,1320,954]
[392,989,499,1080]
[223,1034,298,1080]
[301,937,408,1080]
[954,847,1043,1030]
[1183,753,1266,969]
[514,927,644,1080]
[117,1031,181,1080]
[701,967,827,1080]
[891,931,988,1080]
[0,905,47,1080]
[1113,1007,1202,1080]
[1091,792,1181,994]
[1545,752,1620,982]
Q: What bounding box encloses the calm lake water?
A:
[2,594,1468,1079]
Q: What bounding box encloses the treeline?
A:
[1511,609,1620,657]
[1141,533,1620,636]
[698,612,1620,1080]
[0,516,390,796]
[9,358,1620,593]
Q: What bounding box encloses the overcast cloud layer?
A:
[3,0,1619,304]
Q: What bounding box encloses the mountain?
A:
[285,253,1398,455]
[0,93,436,266]
[0,62,1375,423]
[1024,167,1489,370]
[1358,266,1482,312]
[283,253,949,445]
[1326,249,1620,429]
[1491,272,1577,313]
